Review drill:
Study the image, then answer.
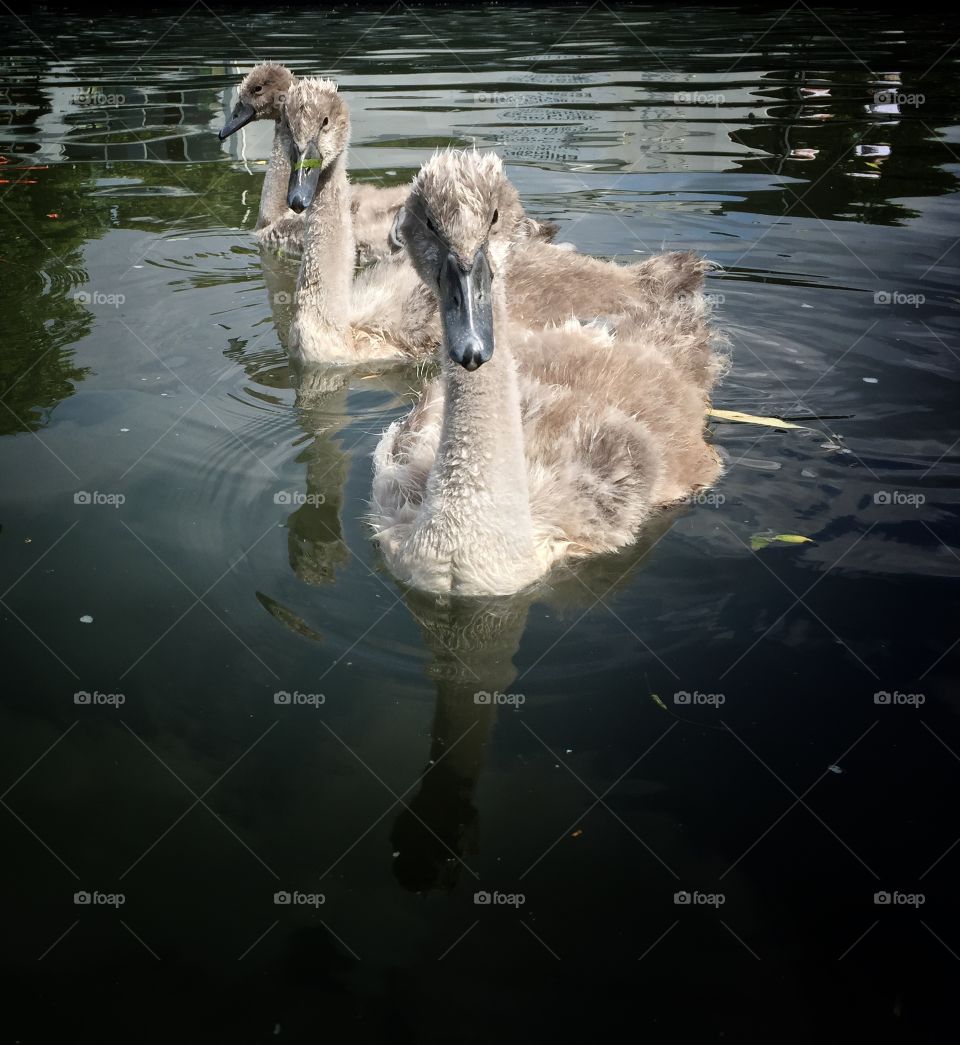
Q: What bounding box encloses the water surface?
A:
[1,5,958,1040]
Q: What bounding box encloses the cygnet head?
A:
[281,78,351,213]
[401,150,519,371]
[218,62,295,140]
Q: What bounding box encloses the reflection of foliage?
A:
[728,71,956,227]
[0,75,262,434]
[0,165,94,434]
[0,78,97,434]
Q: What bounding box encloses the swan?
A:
[217,63,407,261]
[218,63,299,237]
[282,78,439,364]
[370,151,727,596]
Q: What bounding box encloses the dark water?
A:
[1,4,958,1040]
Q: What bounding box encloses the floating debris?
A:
[736,457,782,472]
[750,533,814,551]
[79,615,93,623]
[709,409,804,430]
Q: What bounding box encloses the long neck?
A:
[293,153,355,350]
[256,116,293,230]
[422,279,539,588]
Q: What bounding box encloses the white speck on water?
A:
[565,749,573,754]
[737,457,782,472]
[386,169,397,175]
[392,850,400,858]
[863,377,878,384]
[801,303,814,309]
[120,427,130,432]
[801,468,817,478]
[828,764,843,774]
[160,392,170,397]
[79,615,93,623]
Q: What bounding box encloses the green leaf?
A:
[293,158,324,171]
[751,532,814,551]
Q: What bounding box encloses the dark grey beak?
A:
[218,99,256,140]
[439,248,494,371]
[287,140,323,213]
